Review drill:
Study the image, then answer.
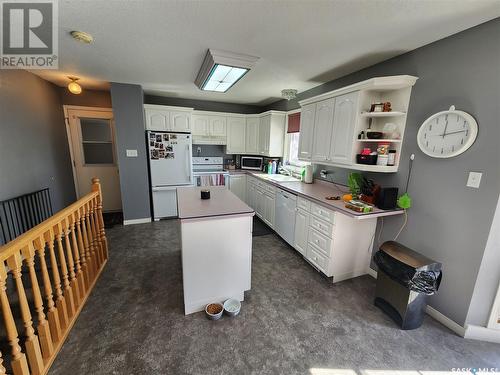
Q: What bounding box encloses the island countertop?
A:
[177,186,254,220]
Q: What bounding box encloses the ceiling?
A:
[33,0,500,106]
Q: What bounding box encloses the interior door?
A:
[65,107,122,212]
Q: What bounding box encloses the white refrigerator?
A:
[147,131,193,219]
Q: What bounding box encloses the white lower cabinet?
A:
[228,174,247,202]
[294,208,309,255]
[244,175,377,283]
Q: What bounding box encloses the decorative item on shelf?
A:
[382,123,400,139]
[383,102,392,112]
[387,150,397,166]
[281,89,298,101]
[377,143,390,155]
[358,131,365,139]
[366,131,383,139]
[370,103,384,112]
[357,148,378,165]
[201,189,210,199]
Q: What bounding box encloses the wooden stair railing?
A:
[0,178,108,375]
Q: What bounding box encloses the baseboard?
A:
[123,217,151,225]
[366,267,467,337]
[464,324,500,344]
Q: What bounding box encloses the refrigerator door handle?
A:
[152,186,177,192]
[185,144,191,182]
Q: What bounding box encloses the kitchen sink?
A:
[259,174,300,183]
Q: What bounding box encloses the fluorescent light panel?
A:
[195,49,259,93]
[202,65,248,92]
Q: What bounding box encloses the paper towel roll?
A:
[304,165,313,184]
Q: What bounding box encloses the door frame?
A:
[63,105,117,200]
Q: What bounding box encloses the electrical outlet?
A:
[197,146,202,154]
[466,172,482,188]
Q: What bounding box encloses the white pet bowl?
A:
[223,299,241,317]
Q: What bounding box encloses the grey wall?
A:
[59,88,112,108]
[110,83,151,221]
[144,94,263,114]
[267,19,500,326]
[0,70,75,211]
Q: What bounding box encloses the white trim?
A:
[123,217,152,226]
[63,105,113,112]
[464,324,500,344]
[488,282,500,329]
[366,267,467,337]
[144,104,193,112]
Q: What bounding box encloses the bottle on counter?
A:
[272,160,277,174]
[267,161,273,174]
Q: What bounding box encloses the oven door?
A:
[241,157,263,170]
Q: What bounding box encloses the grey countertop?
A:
[177,186,254,220]
[230,170,403,220]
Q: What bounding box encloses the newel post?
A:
[92,178,109,260]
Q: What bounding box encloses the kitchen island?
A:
[177,186,255,315]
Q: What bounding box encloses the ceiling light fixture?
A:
[70,30,94,44]
[195,49,259,93]
[67,77,82,94]
[281,89,298,101]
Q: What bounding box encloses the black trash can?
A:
[373,241,442,330]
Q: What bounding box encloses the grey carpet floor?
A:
[49,220,500,375]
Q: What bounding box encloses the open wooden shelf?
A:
[356,139,402,143]
[352,164,399,173]
[360,111,406,118]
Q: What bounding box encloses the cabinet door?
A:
[170,111,191,132]
[245,117,260,154]
[210,117,227,137]
[311,98,335,162]
[246,180,254,208]
[226,117,246,154]
[229,175,246,202]
[255,187,264,218]
[263,193,275,228]
[145,109,169,131]
[191,115,210,136]
[294,209,309,255]
[298,104,316,160]
[259,115,270,155]
[329,92,359,165]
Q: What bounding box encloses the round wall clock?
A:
[417,105,478,158]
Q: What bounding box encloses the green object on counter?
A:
[347,172,363,196]
[397,193,412,209]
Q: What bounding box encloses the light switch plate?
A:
[466,172,482,188]
[126,149,138,157]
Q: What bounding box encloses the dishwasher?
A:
[275,189,297,246]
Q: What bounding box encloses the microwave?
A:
[241,156,264,170]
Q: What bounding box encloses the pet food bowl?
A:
[223,299,241,317]
[205,303,223,320]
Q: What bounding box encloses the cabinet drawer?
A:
[297,197,311,211]
[308,227,332,257]
[306,244,328,273]
[310,216,334,238]
[264,184,276,195]
[310,202,335,224]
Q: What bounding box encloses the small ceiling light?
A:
[195,49,259,93]
[70,30,94,44]
[281,89,298,101]
[67,77,82,94]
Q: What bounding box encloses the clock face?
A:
[417,108,478,158]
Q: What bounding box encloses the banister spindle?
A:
[55,223,75,318]
[23,242,54,360]
[92,178,109,261]
[84,202,97,281]
[91,197,104,268]
[0,262,30,375]
[44,229,69,329]
[0,350,6,375]
[34,236,62,343]
[7,252,44,375]
[75,208,90,289]
[88,199,101,270]
[60,220,78,314]
[81,204,95,282]
[69,212,85,301]
[64,217,80,305]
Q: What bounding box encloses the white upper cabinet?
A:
[170,111,191,132]
[298,103,316,161]
[210,117,227,137]
[258,112,285,157]
[226,117,246,154]
[311,98,335,162]
[329,91,359,165]
[144,105,193,132]
[245,117,260,154]
[191,115,210,136]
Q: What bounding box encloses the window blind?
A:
[287,112,301,133]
